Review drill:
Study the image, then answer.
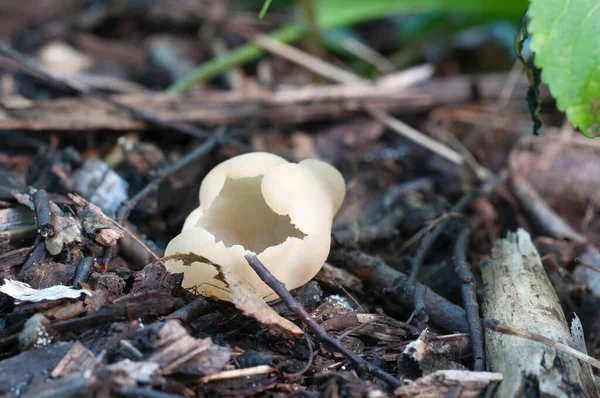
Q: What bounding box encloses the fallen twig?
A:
[244,253,403,388]
[166,295,211,323]
[574,257,600,274]
[199,365,277,383]
[32,190,54,238]
[114,126,225,225]
[72,256,95,288]
[328,249,468,333]
[0,74,532,131]
[453,226,484,371]
[485,319,600,370]
[408,170,507,284]
[511,173,587,243]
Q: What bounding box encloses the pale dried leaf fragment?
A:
[394,370,503,398]
[45,211,83,255]
[106,360,159,383]
[0,279,92,303]
[162,253,303,338]
[400,329,466,376]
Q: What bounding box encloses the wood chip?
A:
[50,341,95,378]
[394,370,503,398]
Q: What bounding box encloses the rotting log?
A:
[482,229,598,397]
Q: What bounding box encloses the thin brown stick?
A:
[244,253,403,388]
[199,365,277,383]
[484,319,600,370]
[283,332,315,378]
[574,257,600,274]
[250,33,464,165]
[329,249,468,333]
[453,227,485,371]
[114,126,225,225]
[407,170,507,284]
[100,127,223,267]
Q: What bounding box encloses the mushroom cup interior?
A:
[196,176,307,253]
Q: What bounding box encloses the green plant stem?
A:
[259,0,274,19]
[300,0,325,62]
[168,0,528,93]
[168,25,305,93]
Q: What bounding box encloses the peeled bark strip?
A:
[482,229,598,397]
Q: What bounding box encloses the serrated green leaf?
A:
[528,0,600,136]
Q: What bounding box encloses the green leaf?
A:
[528,0,600,136]
[317,0,528,28]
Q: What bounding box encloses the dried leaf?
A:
[0,279,91,303]
[162,253,303,338]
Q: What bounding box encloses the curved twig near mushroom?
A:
[165,152,346,301]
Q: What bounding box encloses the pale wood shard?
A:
[50,341,95,379]
[482,229,599,397]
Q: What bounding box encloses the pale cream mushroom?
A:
[164,152,346,301]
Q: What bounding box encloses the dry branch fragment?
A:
[0,74,534,130]
[394,370,503,398]
[511,174,587,243]
[482,229,598,397]
[329,249,468,333]
[50,341,95,378]
[509,136,600,246]
[69,194,123,247]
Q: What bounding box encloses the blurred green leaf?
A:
[317,0,528,28]
[528,0,600,136]
[169,0,529,93]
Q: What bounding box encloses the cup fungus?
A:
[165,152,346,301]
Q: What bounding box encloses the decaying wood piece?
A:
[482,229,598,397]
[394,370,503,398]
